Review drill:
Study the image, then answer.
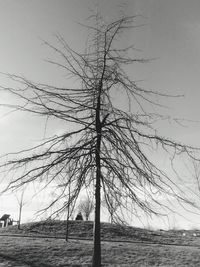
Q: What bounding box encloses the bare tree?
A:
[102,192,120,224]
[78,195,94,221]
[0,14,199,266]
[14,186,27,230]
[48,172,76,241]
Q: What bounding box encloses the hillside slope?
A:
[0,220,200,246]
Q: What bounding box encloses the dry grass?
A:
[0,221,200,266]
[1,220,200,245]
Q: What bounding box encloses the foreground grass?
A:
[1,221,200,266]
[0,235,200,266]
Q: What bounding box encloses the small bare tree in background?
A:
[102,192,120,224]
[1,13,200,266]
[48,172,76,241]
[14,186,27,230]
[78,195,94,221]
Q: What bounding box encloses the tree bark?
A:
[92,161,101,266]
[92,92,102,267]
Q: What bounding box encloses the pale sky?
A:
[1,0,200,229]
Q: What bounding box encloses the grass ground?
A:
[0,220,200,266]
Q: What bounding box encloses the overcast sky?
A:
[0,0,200,229]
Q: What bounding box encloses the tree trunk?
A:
[65,183,71,241]
[110,213,113,224]
[92,92,102,267]
[65,217,69,241]
[92,160,101,266]
[18,191,24,230]
[18,202,22,230]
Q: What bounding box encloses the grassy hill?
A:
[1,219,200,245]
[0,220,200,266]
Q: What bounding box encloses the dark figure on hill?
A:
[75,212,83,220]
